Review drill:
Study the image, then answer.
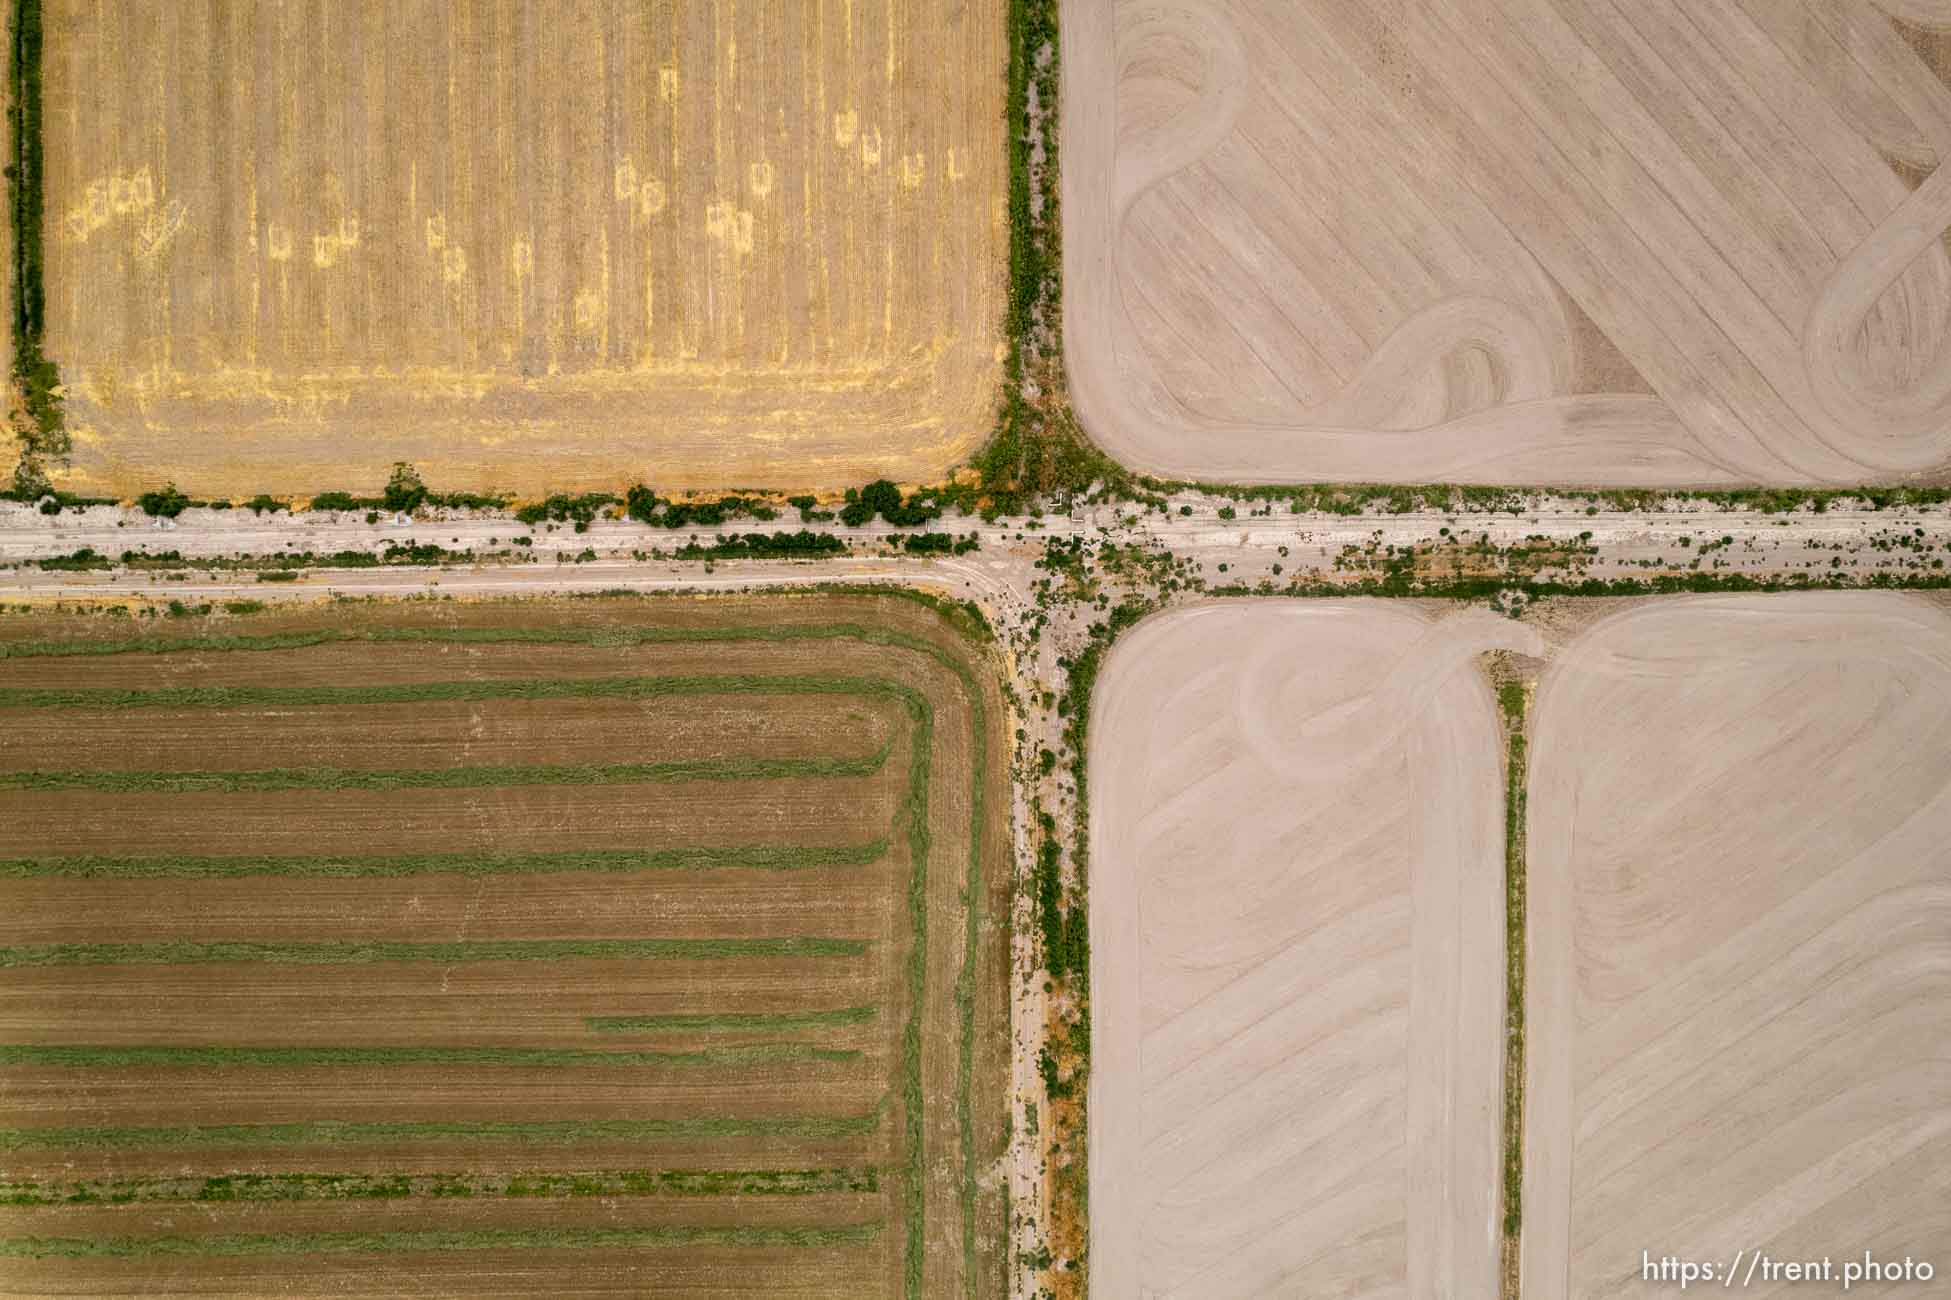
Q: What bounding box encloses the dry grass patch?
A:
[36,1,1005,496]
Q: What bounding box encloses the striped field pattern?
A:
[0,595,1009,1298]
[1066,0,1951,486]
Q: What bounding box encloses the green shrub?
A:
[381,463,427,514]
[136,485,189,518]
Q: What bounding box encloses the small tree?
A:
[137,483,189,518]
[382,462,427,514]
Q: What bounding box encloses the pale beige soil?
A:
[1064,0,1951,486]
[1524,593,1951,1298]
[1089,600,1535,1298]
[36,1,1005,497]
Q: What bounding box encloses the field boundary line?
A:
[1497,675,1531,1298]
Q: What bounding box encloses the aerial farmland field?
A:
[1088,601,1537,1297]
[1065,0,1951,486]
[0,593,1010,1298]
[1524,594,1951,1298]
[34,0,1005,497]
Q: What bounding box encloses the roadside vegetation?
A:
[1492,670,1532,1299]
[7,0,62,494]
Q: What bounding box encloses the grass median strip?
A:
[0,749,891,796]
[0,1043,859,1069]
[588,1006,880,1034]
[0,1110,887,1152]
[0,1223,884,1259]
[0,840,891,880]
[3,1167,883,1207]
[0,937,868,968]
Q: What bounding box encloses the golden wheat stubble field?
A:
[38,1,1005,498]
[0,593,1011,1298]
[1066,0,1951,486]
[1090,601,1540,1298]
[1525,594,1951,1298]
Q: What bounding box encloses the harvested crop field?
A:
[0,593,1011,1298]
[1089,601,1537,1297]
[35,0,1004,497]
[1065,0,1951,486]
[1524,593,1951,1298]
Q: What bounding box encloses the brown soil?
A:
[0,693,904,775]
[0,960,886,1049]
[0,592,1010,1298]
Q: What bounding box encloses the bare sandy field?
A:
[0,594,1010,1298]
[1065,0,1951,486]
[1089,600,1538,1297]
[1524,593,1951,1297]
[37,1,1004,497]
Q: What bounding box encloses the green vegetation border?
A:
[0,1222,883,1260]
[2,1167,880,1208]
[1495,677,1529,1299]
[7,0,63,488]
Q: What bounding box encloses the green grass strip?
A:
[0,840,890,881]
[0,937,866,969]
[0,620,926,660]
[0,1223,882,1260]
[0,748,890,795]
[0,672,913,712]
[0,1110,885,1152]
[2,1167,881,1207]
[8,0,64,465]
[1498,678,1529,1299]
[588,1005,879,1034]
[0,1043,857,1069]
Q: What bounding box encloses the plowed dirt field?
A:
[0,593,1009,1299]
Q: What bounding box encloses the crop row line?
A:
[0,840,891,880]
[2,1166,882,1207]
[0,1223,884,1259]
[0,748,890,795]
[0,671,917,712]
[0,620,925,660]
[0,1043,859,1069]
[0,937,868,968]
[0,1108,887,1152]
[588,1005,879,1033]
